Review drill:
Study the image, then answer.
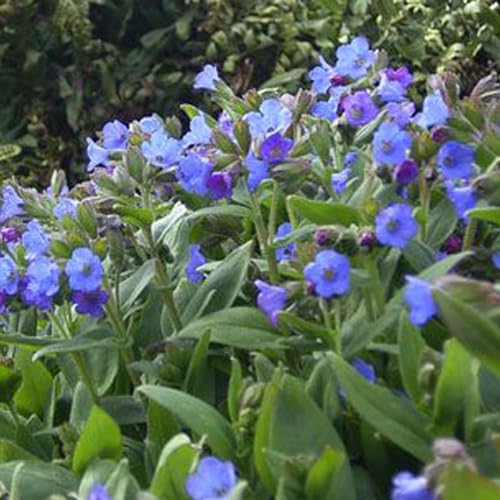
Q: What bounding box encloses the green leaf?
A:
[0,440,38,461]
[228,357,243,423]
[426,197,457,249]
[305,447,346,499]
[403,240,434,272]
[178,307,284,350]
[118,259,156,313]
[441,465,500,500]
[329,354,433,461]
[466,207,500,225]
[288,195,362,226]
[183,331,212,400]
[187,205,251,220]
[259,68,306,89]
[433,289,500,377]
[0,334,55,349]
[138,385,236,460]
[72,406,123,475]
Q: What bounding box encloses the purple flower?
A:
[53,198,78,219]
[0,292,7,313]
[1,227,20,245]
[0,186,24,223]
[183,116,212,147]
[383,67,413,89]
[304,250,351,299]
[218,111,234,138]
[139,115,163,135]
[86,138,109,172]
[492,251,500,269]
[353,357,376,382]
[309,56,336,94]
[342,91,378,126]
[445,182,476,220]
[245,153,269,192]
[177,154,213,196]
[437,141,475,180]
[245,99,292,137]
[431,127,448,143]
[22,220,49,260]
[65,248,103,292]
[0,255,18,295]
[87,483,112,500]
[275,222,296,262]
[404,276,437,327]
[373,122,412,166]
[255,280,287,326]
[194,65,220,91]
[21,256,60,311]
[391,471,436,500]
[207,171,232,200]
[186,245,207,284]
[331,168,351,196]
[415,92,449,128]
[141,130,182,169]
[334,36,375,80]
[185,456,237,500]
[386,101,415,128]
[344,151,358,168]
[443,234,462,254]
[376,73,407,103]
[394,159,419,185]
[260,133,293,165]
[375,204,417,249]
[102,120,129,150]
[72,289,108,318]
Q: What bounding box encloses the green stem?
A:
[419,172,430,242]
[267,181,280,241]
[334,300,342,355]
[155,259,183,332]
[319,298,337,352]
[462,217,478,251]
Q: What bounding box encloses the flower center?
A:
[323,267,336,281]
[382,140,393,153]
[387,218,399,232]
[155,155,164,163]
[444,156,454,167]
[82,263,91,276]
[351,106,362,118]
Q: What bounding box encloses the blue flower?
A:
[334,36,375,80]
[342,91,378,127]
[404,276,437,327]
[437,141,475,180]
[375,204,417,248]
[260,133,293,165]
[102,120,129,150]
[386,101,415,128]
[72,289,109,318]
[492,251,500,269]
[445,182,476,220]
[0,255,18,295]
[353,357,376,383]
[373,122,412,166]
[311,89,346,121]
[415,92,449,128]
[53,198,78,220]
[218,111,234,139]
[344,151,358,168]
[21,256,60,311]
[331,168,351,196]
[275,222,296,262]
[183,116,212,147]
[309,56,336,94]
[0,186,24,223]
[65,248,104,292]
[391,471,436,500]
[87,483,112,500]
[139,115,163,134]
[376,73,407,103]
[194,65,220,91]
[304,249,351,299]
[394,159,419,185]
[383,67,413,89]
[177,154,213,195]
[186,456,237,500]
[186,245,207,284]
[86,138,109,172]
[141,130,182,169]
[255,280,287,326]
[245,153,269,192]
[207,171,232,200]
[245,99,292,137]
[22,220,49,260]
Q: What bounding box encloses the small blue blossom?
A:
[86,138,109,172]
[255,279,287,326]
[342,90,378,127]
[245,99,292,137]
[437,141,475,180]
[141,130,183,169]
[21,256,60,311]
[183,116,212,147]
[260,133,293,165]
[386,101,416,128]
[445,182,476,220]
[0,255,19,295]
[376,73,406,103]
[492,251,500,269]
[375,204,417,249]
[53,198,78,220]
[72,289,109,318]
[186,456,237,500]
[1,227,20,245]
[344,151,358,168]
[0,186,24,223]
[65,248,104,292]
[373,122,412,166]
[218,111,234,139]
[331,168,351,196]
[0,292,7,313]
[334,36,375,80]
[194,65,220,91]
[309,55,336,94]
[353,358,376,383]
[391,471,436,500]
[207,171,232,200]
[22,220,49,260]
[102,119,129,150]
[304,249,351,299]
[394,159,419,185]
[383,67,413,89]
[139,115,163,134]
[177,154,213,195]
[186,245,207,284]
[87,483,112,500]
[275,222,296,262]
[415,92,449,128]
[404,276,437,327]
[245,153,270,192]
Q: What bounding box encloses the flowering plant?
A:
[0,36,499,499]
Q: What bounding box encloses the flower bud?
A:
[430,127,448,143]
[314,228,332,246]
[443,234,462,254]
[394,159,418,185]
[359,230,376,248]
[1,227,20,244]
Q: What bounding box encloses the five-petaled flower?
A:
[255,280,287,326]
[65,248,104,292]
[375,204,417,248]
[185,456,237,500]
[404,276,437,327]
[373,122,412,166]
[437,141,475,180]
